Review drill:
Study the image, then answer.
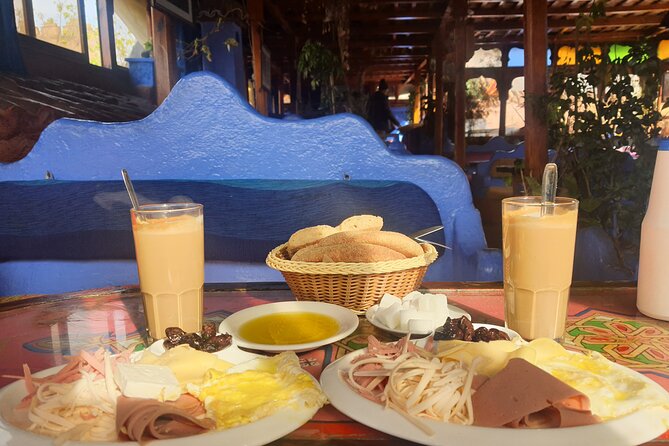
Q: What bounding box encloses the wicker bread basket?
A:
[266,243,438,313]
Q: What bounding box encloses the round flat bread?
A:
[286,225,338,257]
[314,230,424,258]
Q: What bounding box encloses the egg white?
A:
[537,351,669,420]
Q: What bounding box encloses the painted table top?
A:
[0,282,666,445]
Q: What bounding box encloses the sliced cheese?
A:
[138,344,233,385]
[114,363,181,402]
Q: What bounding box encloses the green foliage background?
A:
[546,5,663,268]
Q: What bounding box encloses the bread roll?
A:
[337,215,383,232]
[286,225,338,257]
[292,242,405,263]
[314,230,424,258]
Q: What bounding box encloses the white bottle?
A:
[637,139,669,320]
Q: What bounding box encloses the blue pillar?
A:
[201,21,247,99]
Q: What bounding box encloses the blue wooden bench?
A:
[466,136,517,156]
[469,141,525,199]
[0,72,502,296]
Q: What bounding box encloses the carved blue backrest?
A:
[466,136,516,155]
[470,143,526,199]
[0,72,501,296]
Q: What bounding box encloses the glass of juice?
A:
[130,203,204,341]
[502,196,578,340]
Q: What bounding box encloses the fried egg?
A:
[538,350,669,420]
[437,337,669,420]
[187,351,327,429]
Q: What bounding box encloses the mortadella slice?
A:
[116,396,214,441]
[471,358,600,428]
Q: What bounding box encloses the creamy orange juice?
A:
[131,203,204,340]
[502,197,578,340]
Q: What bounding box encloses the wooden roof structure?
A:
[248,0,669,177]
[262,0,669,89]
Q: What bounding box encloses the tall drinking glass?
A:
[502,196,578,340]
[131,203,204,341]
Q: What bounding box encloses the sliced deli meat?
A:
[471,358,600,428]
[116,395,214,441]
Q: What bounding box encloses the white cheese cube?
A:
[378,293,401,308]
[404,291,423,300]
[424,294,448,325]
[399,309,418,330]
[408,319,434,334]
[433,293,449,313]
[114,363,181,402]
[416,294,435,312]
[403,291,422,304]
[374,302,401,329]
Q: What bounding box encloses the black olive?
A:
[165,327,186,343]
[487,328,510,341]
[473,326,489,342]
[163,339,179,350]
[434,317,460,340]
[457,316,475,341]
[201,322,217,340]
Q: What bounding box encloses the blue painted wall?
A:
[0,72,500,295]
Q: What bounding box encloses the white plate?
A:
[141,336,262,364]
[365,303,471,336]
[219,301,359,352]
[0,341,319,446]
[320,349,669,446]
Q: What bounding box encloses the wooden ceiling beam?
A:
[282,9,444,23]
[472,15,663,32]
[474,30,666,46]
[356,48,430,56]
[265,0,294,35]
[354,53,431,60]
[360,69,414,74]
[358,62,424,66]
[349,11,441,21]
[351,23,441,35]
[404,59,428,86]
[471,3,669,18]
[356,0,443,4]
[362,73,410,78]
[350,42,429,49]
[349,35,432,47]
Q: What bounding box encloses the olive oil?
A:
[239,312,340,345]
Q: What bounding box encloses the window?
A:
[609,44,631,62]
[466,76,500,137]
[465,48,502,68]
[13,0,26,34]
[84,0,102,66]
[557,46,602,65]
[508,47,552,67]
[113,0,148,67]
[32,0,83,52]
[505,77,525,136]
[659,40,669,61]
[12,0,150,70]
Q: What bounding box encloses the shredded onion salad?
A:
[343,336,478,435]
[10,348,131,445]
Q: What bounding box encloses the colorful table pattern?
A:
[0,283,666,445]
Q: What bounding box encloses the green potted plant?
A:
[297,40,343,114]
[546,4,664,278]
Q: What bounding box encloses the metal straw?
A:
[121,169,141,211]
[541,163,558,216]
